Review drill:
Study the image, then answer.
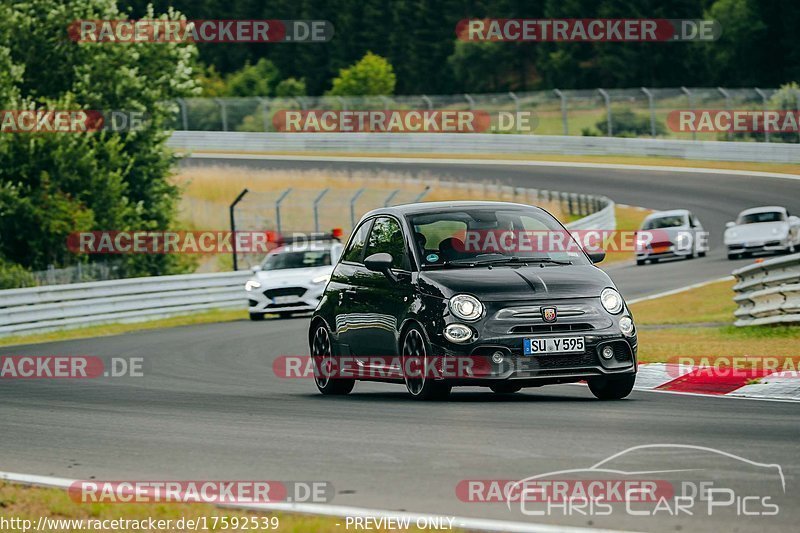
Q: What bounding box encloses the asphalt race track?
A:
[2,158,799,531]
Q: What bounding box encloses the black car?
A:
[309,201,637,400]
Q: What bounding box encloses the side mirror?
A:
[588,251,606,264]
[725,221,736,228]
[251,265,262,273]
[364,252,393,273]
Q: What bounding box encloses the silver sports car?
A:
[724,206,800,259]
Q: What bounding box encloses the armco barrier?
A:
[168,131,800,164]
[0,272,250,336]
[0,193,613,337]
[732,253,800,326]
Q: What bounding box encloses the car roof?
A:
[739,206,787,216]
[644,209,691,219]
[361,201,547,219]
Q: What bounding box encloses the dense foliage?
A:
[118,0,800,95]
[0,0,199,282]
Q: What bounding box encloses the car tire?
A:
[249,313,265,321]
[490,384,522,394]
[311,323,354,396]
[635,259,645,266]
[699,251,706,258]
[651,258,659,264]
[727,253,737,260]
[588,374,635,400]
[401,325,451,401]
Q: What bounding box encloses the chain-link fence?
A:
[169,87,800,142]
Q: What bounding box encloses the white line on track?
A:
[185,153,800,181]
[0,471,636,533]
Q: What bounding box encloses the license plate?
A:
[524,337,585,355]
[273,295,300,304]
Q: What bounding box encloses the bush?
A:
[327,52,396,96]
[592,107,666,137]
[0,257,35,289]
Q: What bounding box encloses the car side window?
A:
[342,220,372,264]
[364,217,409,270]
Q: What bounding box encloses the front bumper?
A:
[428,298,637,383]
[636,242,692,261]
[247,283,325,314]
[726,239,789,255]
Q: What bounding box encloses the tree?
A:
[0,0,199,279]
[275,77,307,97]
[225,58,280,96]
[326,52,396,96]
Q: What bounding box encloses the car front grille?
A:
[509,323,594,334]
[264,287,307,299]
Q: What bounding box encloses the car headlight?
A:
[600,288,624,314]
[449,294,483,321]
[444,324,473,343]
[245,280,261,291]
[312,274,330,284]
[619,316,635,337]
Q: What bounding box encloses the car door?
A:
[353,216,415,360]
[329,218,373,355]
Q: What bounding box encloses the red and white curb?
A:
[634,363,800,402]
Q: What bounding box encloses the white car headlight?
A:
[312,274,330,284]
[245,280,262,291]
[600,288,624,314]
[619,316,635,337]
[449,294,483,321]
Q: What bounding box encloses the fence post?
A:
[464,93,475,110]
[598,89,612,137]
[383,189,400,206]
[379,96,391,110]
[214,98,228,131]
[754,88,769,143]
[258,97,270,132]
[421,95,433,110]
[229,188,249,271]
[681,87,695,140]
[717,87,731,141]
[553,89,568,135]
[413,186,430,202]
[641,87,656,137]
[337,96,347,111]
[508,91,520,114]
[275,188,292,235]
[176,98,188,130]
[313,188,330,232]
[350,188,366,228]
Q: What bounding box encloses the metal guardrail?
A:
[0,272,250,336]
[168,132,800,163]
[732,253,800,326]
[0,189,613,337]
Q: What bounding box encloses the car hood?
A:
[417,265,613,301]
[725,222,787,243]
[253,265,332,286]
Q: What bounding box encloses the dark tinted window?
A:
[364,217,408,269]
[262,250,331,270]
[738,211,785,224]
[342,220,372,263]
[642,215,687,229]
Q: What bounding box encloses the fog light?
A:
[444,324,472,344]
[601,345,615,360]
[491,351,505,364]
[619,316,635,337]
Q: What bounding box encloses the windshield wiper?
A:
[448,256,572,267]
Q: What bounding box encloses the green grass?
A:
[630,279,737,325]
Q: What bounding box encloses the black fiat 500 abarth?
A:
[309,201,637,400]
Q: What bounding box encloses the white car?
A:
[635,209,709,265]
[724,206,800,260]
[245,240,343,320]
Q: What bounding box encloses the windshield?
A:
[737,211,785,224]
[407,207,589,268]
[261,250,331,270]
[642,215,687,229]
